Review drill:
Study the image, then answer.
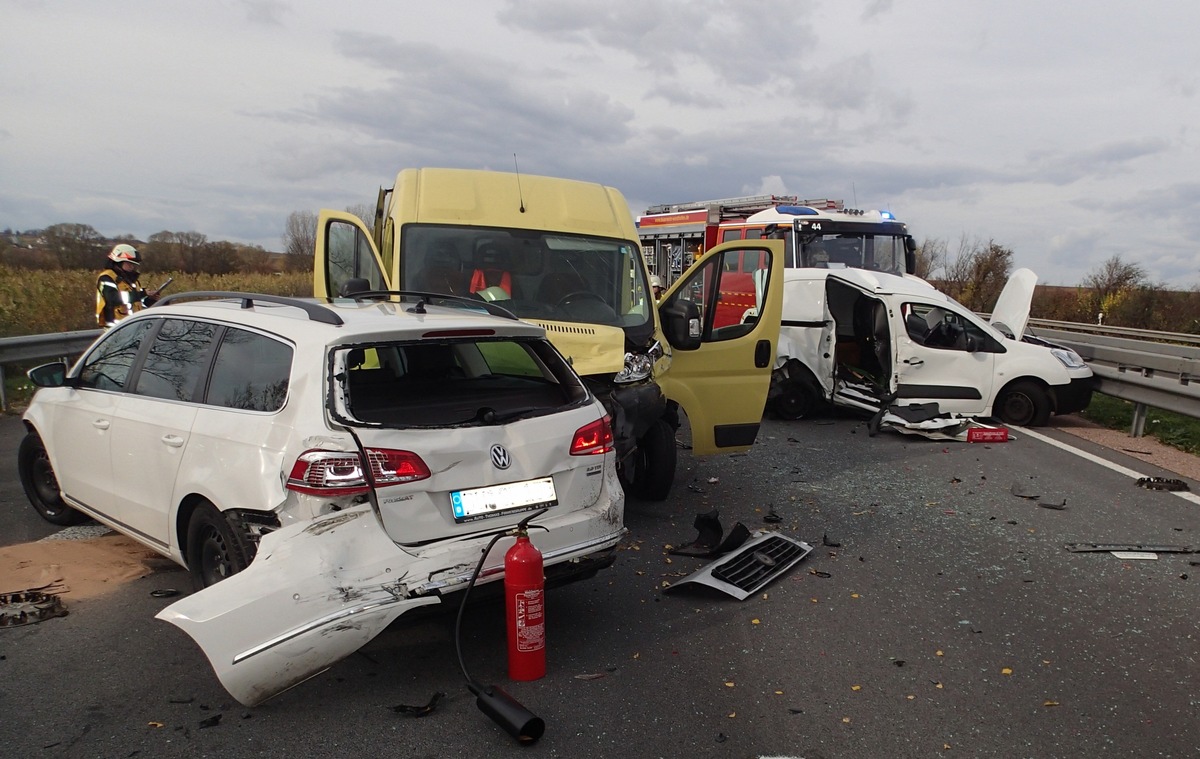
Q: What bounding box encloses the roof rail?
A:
[154,292,344,326]
[333,290,520,321]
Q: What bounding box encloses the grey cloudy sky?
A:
[3,0,1198,286]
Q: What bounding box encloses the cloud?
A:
[1026,138,1172,185]
[241,0,289,26]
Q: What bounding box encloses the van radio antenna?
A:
[513,153,526,213]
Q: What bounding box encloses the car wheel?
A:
[18,432,88,526]
[771,378,824,421]
[621,419,677,502]
[186,502,250,590]
[996,380,1051,427]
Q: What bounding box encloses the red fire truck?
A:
[638,195,917,329]
[637,194,916,282]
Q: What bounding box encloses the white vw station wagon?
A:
[19,291,624,705]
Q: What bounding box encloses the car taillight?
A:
[570,415,614,456]
[286,448,431,495]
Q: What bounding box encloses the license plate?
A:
[451,477,558,523]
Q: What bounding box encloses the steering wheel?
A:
[557,291,605,307]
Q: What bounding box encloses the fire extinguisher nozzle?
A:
[475,684,545,744]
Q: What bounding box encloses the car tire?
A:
[622,419,676,502]
[771,377,824,420]
[996,380,1051,427]
[186,502,251,590]
[18,432,88,526]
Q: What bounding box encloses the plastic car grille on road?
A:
[710,535,809,594]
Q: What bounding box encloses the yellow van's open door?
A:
[313,210,389,298]
[656,240,784,455]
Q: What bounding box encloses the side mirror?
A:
[660,300,702,351]
[27,361,68,388]
[904,236,917,275]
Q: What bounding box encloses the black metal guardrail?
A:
[3,321,1200,437]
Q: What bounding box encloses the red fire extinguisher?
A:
[505,525,546,681]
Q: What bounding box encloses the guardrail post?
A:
[1130,402,1148,438]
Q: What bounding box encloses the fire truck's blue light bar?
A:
[774,205,820,216]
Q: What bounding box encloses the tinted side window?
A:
[133,319,217,401]
[206,328,292,412]
[78,320,154,391]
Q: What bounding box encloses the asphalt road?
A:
[2,410,1199,758]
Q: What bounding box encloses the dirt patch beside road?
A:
[1049,413,1200,482]
[0,533,175,600]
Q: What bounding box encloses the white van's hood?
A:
[989,268,1037,338]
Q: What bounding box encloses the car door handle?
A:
[904,358,924,366]
[161,435,185,448]
[93,419,110,430]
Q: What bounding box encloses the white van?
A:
[769,267,1094,426]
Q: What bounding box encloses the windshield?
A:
[401,224,654,335]
[792,232,909,276]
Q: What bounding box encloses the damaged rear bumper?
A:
[157,501,623,707]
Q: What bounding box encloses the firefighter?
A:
[96,244,160,327]
[650,275,664,300]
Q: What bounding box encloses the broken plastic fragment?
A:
[198,714,222,729]
[391,691,445,717]
[1010,480,1041,499]
[1136,477,1189,491]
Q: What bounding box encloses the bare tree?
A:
[345,203,376,233]
[283,211,318,258]
[1083,255,1145,305]
[939,236,1013,312]
[913,237,946,281]
[43,222,105,269]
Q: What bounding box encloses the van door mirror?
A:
[661,300,702,351]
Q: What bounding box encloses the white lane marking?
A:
[1017,426,1200,506]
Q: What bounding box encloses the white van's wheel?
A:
[996,381,1051,427]
[772,380,822,420]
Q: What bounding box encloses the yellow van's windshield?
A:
[401,224,653,332]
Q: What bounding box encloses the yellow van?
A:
[314,168,783,500]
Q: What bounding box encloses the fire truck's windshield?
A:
[401,224,653,331]
[793,231,909,277]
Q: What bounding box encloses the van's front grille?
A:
[711,535,810,594]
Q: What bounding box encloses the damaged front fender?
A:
[156,506,439,707]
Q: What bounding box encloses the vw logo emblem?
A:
[490,444,511,470]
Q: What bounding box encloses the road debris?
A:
[1011,479,1041,499]
[669,510,750,558]
[391,691,445,717]
[1064,543,1196,553]
[0,588,68,628]
[665,532,813,600]
[1136,477,1189,492]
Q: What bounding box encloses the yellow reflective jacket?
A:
[96,268,151,327]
